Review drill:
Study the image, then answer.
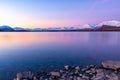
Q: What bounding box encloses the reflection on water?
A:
[89,32,119,45]
[0,32,120,80]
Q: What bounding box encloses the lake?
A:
[0,32,120,80]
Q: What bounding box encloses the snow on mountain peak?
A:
[81,24,96,29]
[97,20,120,27]
[82,24,91,28]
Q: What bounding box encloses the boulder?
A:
[50,72,60,77]
[64,65,69,70]
[75,66,80,70]
[91,69,105,80]
[16,73,23,80]
[106,73,119,80]
[102,61,120,70]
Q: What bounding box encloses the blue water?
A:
[0,32,120,80]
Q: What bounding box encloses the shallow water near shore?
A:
[0,32,120,80]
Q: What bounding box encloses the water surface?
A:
[0,32,120,80]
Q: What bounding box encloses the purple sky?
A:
[0,0,120,28]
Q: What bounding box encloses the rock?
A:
[82,75,89,80]
[102,61,120,70]
[60,70,64,73]
[86,65,90,69]
[79,74,83,77]
[22,71,34,79]
[33,76,37,80]
[76,77,82,80]
[85,70,91,74]
[69,76,73,79]
[91,69,106,80]
[50,72,60,77]
[75,71,80,76]
[90,64,95,68]
[92,76,105,80]
[75,66,80,71]
[85,68,96,75]
[64,65,69,70]
[60,78,65,80]
[96,69,104,76]
[13,78,16,80]
[16,72,23,80]
[106,73,119,80]
[13,61,120,80]
[114,71,118,74]
[91,68,96,74]
[82,68,87,72]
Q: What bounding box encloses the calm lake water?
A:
[0,32,120,80]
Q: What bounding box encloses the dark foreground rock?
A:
[13,61,120,80]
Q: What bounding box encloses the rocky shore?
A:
[13,61,120,80]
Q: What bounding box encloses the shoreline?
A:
[1,30,120,32]
[13,61,120,80]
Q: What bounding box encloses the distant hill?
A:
[0,20,120,32]
[0,25,14,31]
[97,20,120,27]
[94,25,120,31]
[94,20,120,31]
[14,27,28,32]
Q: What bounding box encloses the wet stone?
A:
[13,61,120,80]
[102,61,120,70]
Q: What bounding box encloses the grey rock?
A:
[102,61,120,70]
[106,73,119,80]
[91,69,106,80]
[50,71,60,77]
[64,65,69,70]
[75,66,80,71]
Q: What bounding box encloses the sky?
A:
[0,0,120,28]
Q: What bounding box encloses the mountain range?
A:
[0,20,120,32]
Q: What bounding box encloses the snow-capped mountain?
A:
[81,24,96,29]
[97,20,120,28]
[0,20,120,32]
[0,25,14,31]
